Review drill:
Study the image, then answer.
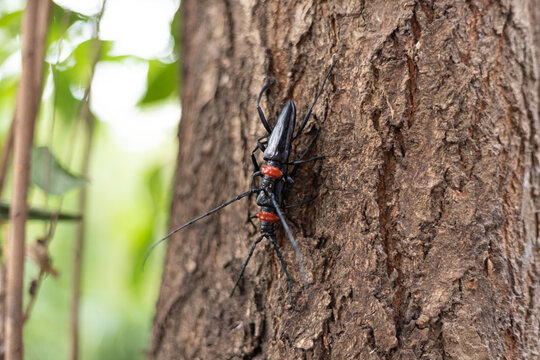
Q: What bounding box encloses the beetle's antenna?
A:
[267,191,311,308]
[256,76,272,133]
[293,60,336,141]
[143,188,260,267]
[289,131,322,179]
[268,235,309,312]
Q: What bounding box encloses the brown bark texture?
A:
[151,1,540,359]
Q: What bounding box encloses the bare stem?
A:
[0,124,14,198]
[5,1,51,359]
[69,115,94,360]
[0,115,14,356]
[21,6,72,324]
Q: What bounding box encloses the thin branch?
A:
[22,213,58,322]
[70,2,106,359]
[70,113,94,360]
[5,1,51,359]
[0,124,14,198]
[0,117,14,354]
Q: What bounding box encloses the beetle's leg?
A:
[268,235,307,312]
[288,156,325,166]
[246,213,258,232]
[293,61,336,141]
[257,136,269,152]
[257,73,273,134]
[284,195,318,209]
[252,170,262,183]
[251,134,269,172]
[282,198,317,230]
[230,235,264,297]
[267,191,311,309]
[251,134,269,187]
[284,214,300,229]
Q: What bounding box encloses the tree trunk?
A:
[151,1,540,358]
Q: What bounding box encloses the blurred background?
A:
[0,0,180,358]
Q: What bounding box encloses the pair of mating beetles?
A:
[147,61,335,311]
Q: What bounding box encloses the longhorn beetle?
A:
[145,60,335,311]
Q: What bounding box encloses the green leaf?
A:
[170,6,181,53]
[46,4,83,47]
[143,165,166,210]
[63,39,97,85]
[0,74,18,119]
[0,10,23,64]
[31,146,86,196]
[137,60,178,106]
[53,68,80,121]
[0,10,23,37]
[99,40,128,62]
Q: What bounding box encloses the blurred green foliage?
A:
[0,1,179,359]
[31,146,87,195]
[138,60,178,106]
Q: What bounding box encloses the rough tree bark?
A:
[151,1,540,359]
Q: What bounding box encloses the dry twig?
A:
[6,1,51,359]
